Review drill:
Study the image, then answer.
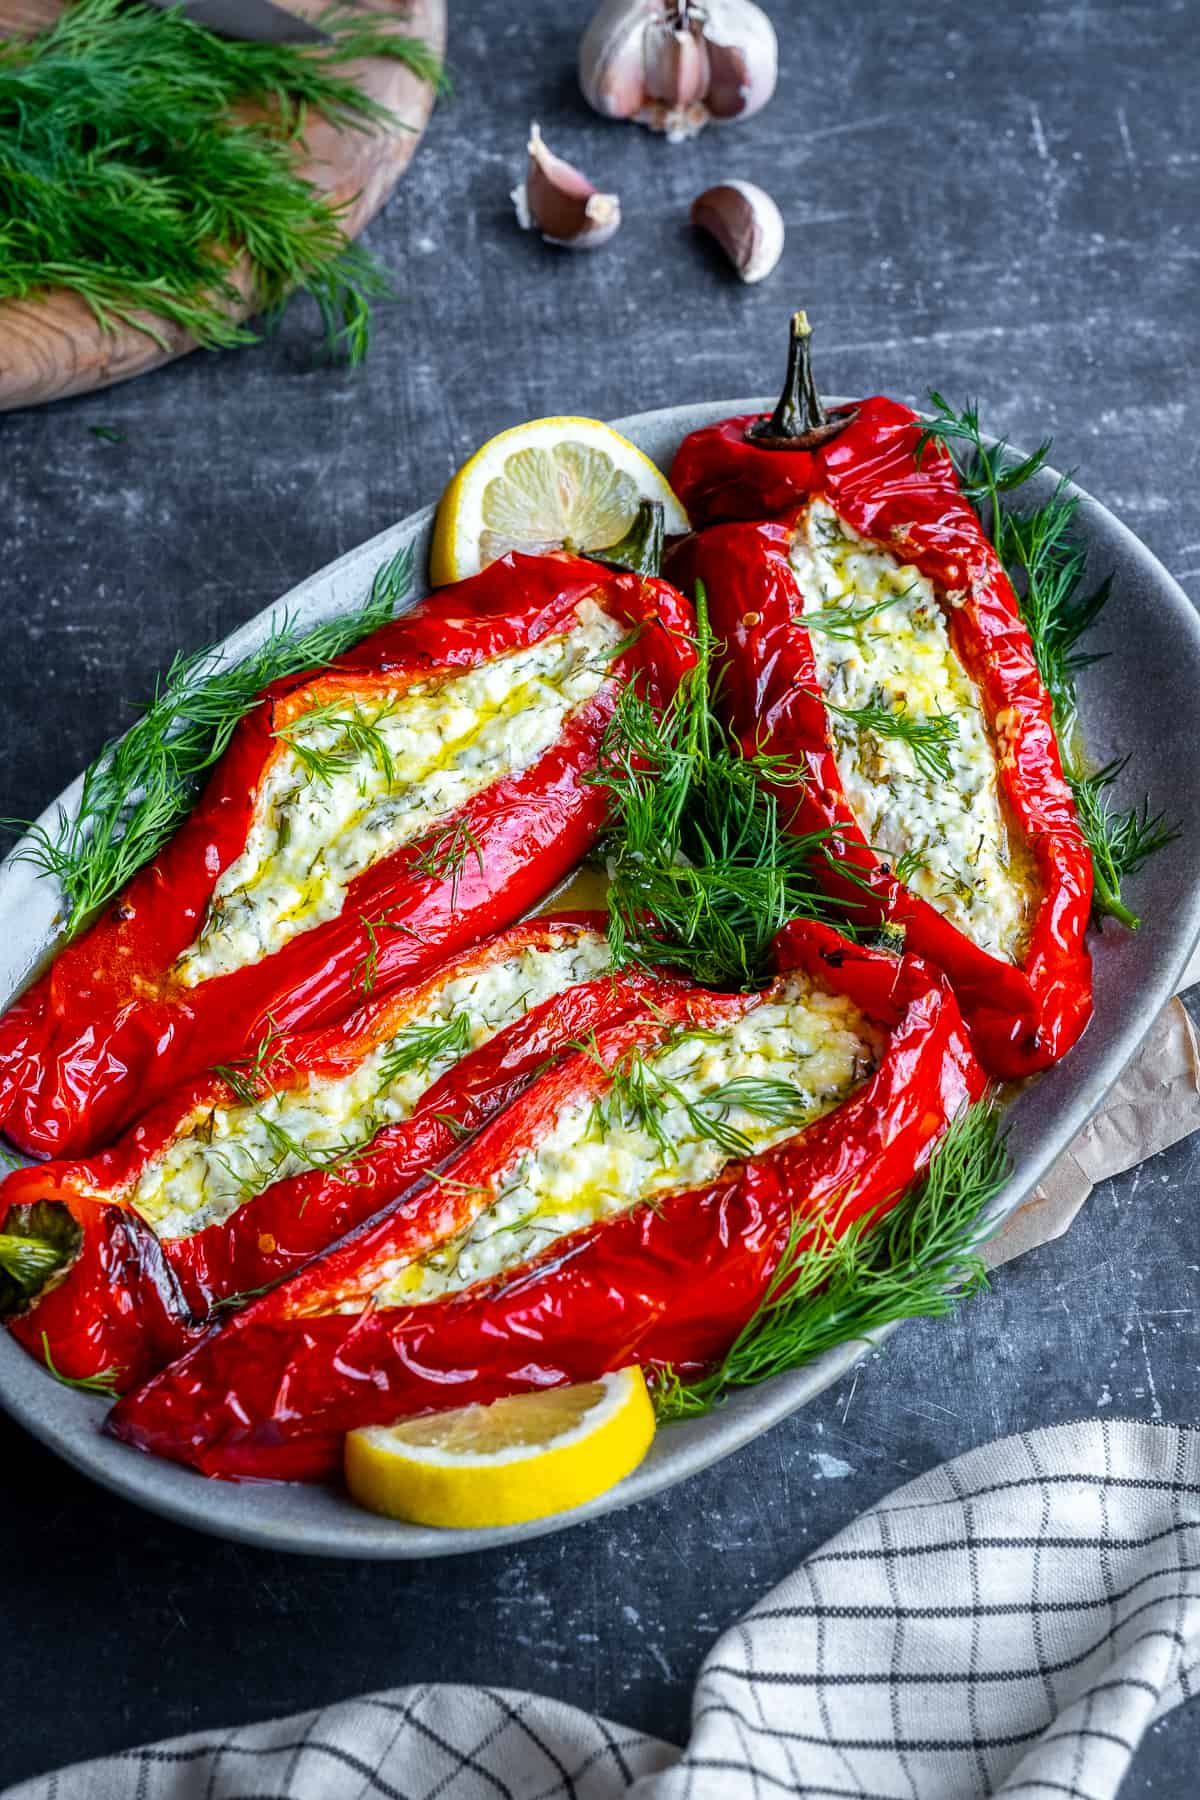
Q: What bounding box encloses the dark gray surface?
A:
[0,0,1195,1789]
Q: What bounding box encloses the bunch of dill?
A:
[0,0,443,362]
[917,396,1175,927]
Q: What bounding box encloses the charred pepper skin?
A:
[667,398,1093,1079]
[0,557,695,1162]
[106,921,986,1482]
[3,915,679,1389]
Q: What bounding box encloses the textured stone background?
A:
[0,0,1196,1788]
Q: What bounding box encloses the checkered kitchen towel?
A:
[10,1419,1200,1800]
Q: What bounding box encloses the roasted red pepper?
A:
[2,914,677,1390]
[667,316,1092,1077]
[0,554,694,1161]
[107,920,985,1482]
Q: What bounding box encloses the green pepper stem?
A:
[745,311,855,450]
[589,500,665,579]
[764,310,825,439]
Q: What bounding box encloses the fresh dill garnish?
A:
[41,1332,123,1400]
[589,584,854,989]
[209,1281,274,1317]
[413,818,485,901]
[211,1021,373,1191]
[798,587,913,642]
[916,394,1052,524]
[0,1,444,364]
[916,395,1174,925]
[430,1111,470,1141]
[211,1019,291,1107]
[376,1012,473,1088]
[275,698,399,789]
[888,845,929,886]
[206,1109,369,1201]
[653,1100,1008,1420]
[574,1034,817,1164]
[821,693,958,784]
[4,546,413,939]
[1068,761,1178,927]
[353,909,418,996]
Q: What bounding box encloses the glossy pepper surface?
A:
[667,385,1092,1078]
[3,915,676,1390]
[0,556,694,1162]
[107,920,986,1481]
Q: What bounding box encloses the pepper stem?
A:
[589,500,665,578]
[765,311,824,439]
[745,311,856,451]
[0,1200,83,1318]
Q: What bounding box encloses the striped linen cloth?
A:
[8,1418,1200,1799]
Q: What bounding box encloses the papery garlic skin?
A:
[690,178,784,282]
[511,123,622,249]
[579,0,777,143]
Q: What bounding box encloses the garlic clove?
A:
[578,0,652,119]
[511,123,622,250]
[701,0,778,121]
[639,11,710,141]
[643,11,710,106]
[690,179,784,283]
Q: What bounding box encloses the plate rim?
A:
[2,395,1198,1558]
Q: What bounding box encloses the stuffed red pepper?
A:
[667,314,1092,1077]
[108,919,986,1481]
[1,914,680,1390]
[0,551,694,1160]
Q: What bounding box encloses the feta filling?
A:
[175,603,621,986]
[367,976,883,1310]
[791,498,1035,963]
[131,931,612,1240]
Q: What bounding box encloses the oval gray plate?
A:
[2,399,1198,1558]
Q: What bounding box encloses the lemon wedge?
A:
[343,1368,656,1529]
[430,416,690,586]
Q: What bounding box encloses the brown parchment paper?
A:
[984,940,1200,1269]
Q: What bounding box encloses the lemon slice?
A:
[430,416,690,586]
[344,1367,656,1529]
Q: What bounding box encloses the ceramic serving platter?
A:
[2,398,1199,1558]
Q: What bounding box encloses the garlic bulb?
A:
[579,0,777,143]
[511,123,622,250]
[690,179,784,282]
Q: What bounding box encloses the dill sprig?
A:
[589,585,854,989]
[653,1100,1008,1420]
[4,547,413,939]
[376,1012,472,1088]
[275,698,399,788]
[580,1033,818,1164]
[211,1019,291,1107]
[41,1333,123,1400]
[353,909,418,996]
[916,395,1174,926]
[822,693,958,783]
[0,1,444,363]
[209,1029,373,1197]
[800,587,914,643]
[413,818,485,901]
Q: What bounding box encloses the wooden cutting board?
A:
[0,0,446,411]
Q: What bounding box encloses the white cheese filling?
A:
[791,499,1034,963]
[365,976,883,1310]
[131,931,612,1240]
[175,602,621,986]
